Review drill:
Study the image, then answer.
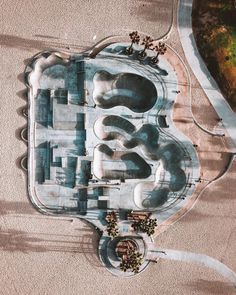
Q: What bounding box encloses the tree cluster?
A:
[119,249,143,273]
[131,217,157,236]
[126,31,167,63]
[105,211,119,239]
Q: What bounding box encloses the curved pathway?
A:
[164,44,225,137]
[88,0,177,58]
[177,0,236,150]
[149,249,236,286]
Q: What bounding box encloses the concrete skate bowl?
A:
[93,144,151,180]
[134,186,171,209]
[93,71,157,112]
[134,173,187,211]
[134,149,187,211]
[94,115,159,152]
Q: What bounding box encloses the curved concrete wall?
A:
[93,144,151,180]
[103,115,136,134]
[94,115,160,156]
[93,71,157,113]
[27,48,198,221]
[94,114,187,210]
[133,146,187,210]
[142,188,170,208]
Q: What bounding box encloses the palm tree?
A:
[106,211,119,239]
[139,35,154,58]
[126,31,140,55]
[105,211,117,223]
[151,42,167,64]
[131,217,157,236]
[119,249,143,273]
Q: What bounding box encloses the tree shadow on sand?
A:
[185,279,235,295]
[0,200,35,216]
[131,0,172,24]
[0,34,88,52]
[0,227,102,267]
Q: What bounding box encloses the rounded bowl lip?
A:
[98,234,151,277]
[22,108,28,118]
[20,127,28,142]
[20,156,28,172]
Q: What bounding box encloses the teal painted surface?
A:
[28,44,199,225]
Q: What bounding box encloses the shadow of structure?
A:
[132,0,172,23]
[16,89,28,101]
[179,208,211,223]
[0,200,35,216]
[0,34,88,52]
[186,279,235,295]
[15,125,27,141]
[0,34,54,51]
[0,229,46,253]
[0,227,102,267]
[34,34,59,40]
[93,70,157,112]
[202,177,236,203]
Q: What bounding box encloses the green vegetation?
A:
[228,29,236,66]
[105,211,119,239]
[131,217,157,236]
[212,31,229,48]
[193,0,236,111]
[119,249,143,273]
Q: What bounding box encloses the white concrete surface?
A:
[150,249,236,286]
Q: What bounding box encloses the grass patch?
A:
[228,28,236,66]
[192,0,236,111]
[212,31,230,48]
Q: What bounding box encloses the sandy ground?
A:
[0,0,235,294]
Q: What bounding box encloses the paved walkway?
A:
[177,0,236,150]
[148,249,236,286]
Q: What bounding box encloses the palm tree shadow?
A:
[185,279,235,294]
[0,34,89,52]
[0,227,103,267]
[0,229,45,253]
[0,200,35,216]
[132,0,172,23]
[179,209,210,223]
[77,231,102,268]
[0,34,53,52]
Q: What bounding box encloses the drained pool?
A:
[93,70,157,112]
